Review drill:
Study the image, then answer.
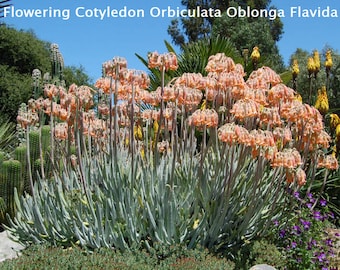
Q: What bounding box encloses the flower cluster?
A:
[272,192,338,270]
[147,51,178,71]
[19,53,338,190]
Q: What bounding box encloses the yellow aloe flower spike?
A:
[250,46,260,63]
[314,86,329,115]
[325,50,333,70]
[291,59,299,77]
[307,57,316,75]
[313,50,321,74]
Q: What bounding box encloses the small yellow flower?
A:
[314,86,329,115]
[193,219,200,229]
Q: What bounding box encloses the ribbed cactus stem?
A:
[14,145,27,190]
[1,160,23,221]
[41,125,51,152]
[14,145,26,164]
[29,130,40,164]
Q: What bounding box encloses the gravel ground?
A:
[0,230,25,263]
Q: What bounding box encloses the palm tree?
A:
[176,35,242,76]
[0,0,11,18]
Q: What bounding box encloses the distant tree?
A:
[63,65,93,87]
[0,24,50,121]
[0,65,32,122]
[0,24,92,121]
[0,24,50,73]
[168,0,284,71]
[212,5,284,71]
[168,0,283,46]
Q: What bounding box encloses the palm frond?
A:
[136,36,241,91]
[0,0,12,18]
[0,119,17,153]
[176,35,242,76]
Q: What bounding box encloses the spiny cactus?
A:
[29,130,40,163]
[50,43,65,85]
[0,159,23,225]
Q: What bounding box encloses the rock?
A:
[249,264,277,270]
[0,230,25,262]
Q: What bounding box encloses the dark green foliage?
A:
[0,244,235,270]
[63,65,93,87]
[248,240,286,269]
[0,65,32,122]
[0,25,92,121]
[168,0,284,72]
[212,16,284,72]
[168,0,283,47]
[0,24,50,74]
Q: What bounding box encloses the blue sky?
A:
[2,0,340,82]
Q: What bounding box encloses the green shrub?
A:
[0,244,235,270]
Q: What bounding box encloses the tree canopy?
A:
[168,0,283,46]
[168,0,284,71]
[0,24,92,121]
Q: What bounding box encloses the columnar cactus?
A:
[0,160,23,225]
